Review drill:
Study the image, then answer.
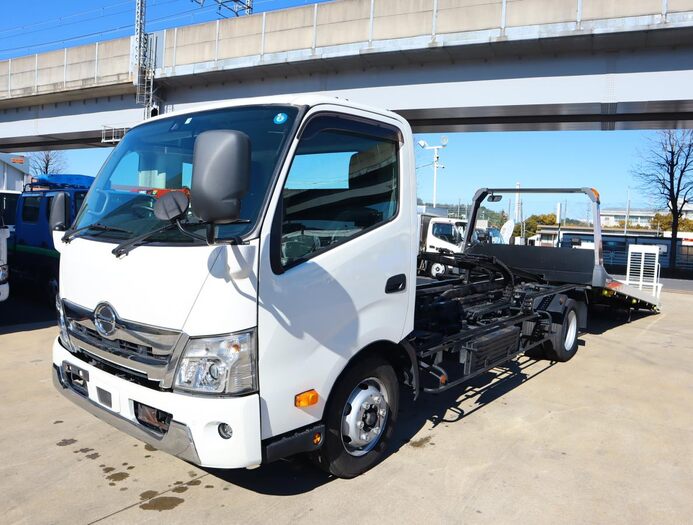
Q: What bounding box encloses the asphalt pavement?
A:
[1,290,692,524]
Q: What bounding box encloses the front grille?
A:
[69,323,165,365]
[62,299,184,387]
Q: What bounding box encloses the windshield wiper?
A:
[111,222,177,258]
[62,223,133,244]
[111,219,250,258]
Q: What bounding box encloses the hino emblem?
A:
[94,303,117,338]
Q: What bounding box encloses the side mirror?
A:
[191,130,251,224]
[49,192,70,232]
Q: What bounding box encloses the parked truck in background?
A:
[418,214,465,277]
[9,175,92,299]
[49,96,654,479]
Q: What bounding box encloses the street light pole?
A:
[418,137,447,208]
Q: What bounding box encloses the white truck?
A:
[418,214,465,277]
[50,95,607,478]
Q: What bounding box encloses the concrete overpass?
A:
[2,0,693,151]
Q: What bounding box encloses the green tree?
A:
[650,212,693,232]
[513,213,557,238]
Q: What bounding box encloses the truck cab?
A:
[10,175,92,293]
[418,214,465,277]
[52,96,417,478]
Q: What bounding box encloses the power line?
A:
[0,1,133,38]
[0,1,220,56]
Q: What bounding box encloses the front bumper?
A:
[52,338,262,468]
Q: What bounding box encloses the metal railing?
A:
[1,0,692,100]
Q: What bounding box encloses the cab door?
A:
[257,109,416,439]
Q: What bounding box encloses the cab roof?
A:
[131,94,408,132]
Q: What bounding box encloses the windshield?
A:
[73,105,299,243]
[432,222,464,245]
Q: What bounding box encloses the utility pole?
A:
[135,0,156,118]
[624,187,631,235]
[418,137,447,208]
[514,182,521,223]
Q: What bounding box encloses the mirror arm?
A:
[174,219,208,242]
[203,222,247,246]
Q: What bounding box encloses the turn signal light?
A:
[312,432,322,445]
[295,389,319,408]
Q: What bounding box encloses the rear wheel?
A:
[313,355,399,478]
[545,299,579,362]
[429,262,445,278]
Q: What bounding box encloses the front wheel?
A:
[313,355,399,478]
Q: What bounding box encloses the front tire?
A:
[313,355,399,478]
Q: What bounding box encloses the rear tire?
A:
[429,262,445,278]
[313,355,399,479]
[545,299,580,362]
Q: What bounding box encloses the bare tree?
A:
[633,130,693,269]
[29,150,67,176]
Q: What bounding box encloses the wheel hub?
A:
[341,378,389,456]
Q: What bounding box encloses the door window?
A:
[1,193,18,226]
[279,114,400,268]
[21,196,41,223]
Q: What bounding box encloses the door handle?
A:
[385,274,406,294]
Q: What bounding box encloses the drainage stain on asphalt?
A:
[106,472,129,482]
[56,438,77,447]
[102,467,115,474]
[139,490,159,500]
[86,453,100,460]
[187,479,201,486]
[409,436,432,448]
[139,497,184,512]
[53,420,63,424]
[144,444,157,452]
[171,486,188,493]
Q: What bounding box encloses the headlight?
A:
[174,330,257,395]
[0,264,8,284]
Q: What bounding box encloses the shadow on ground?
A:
[585,304,655,335]
[203,304,663,494]
[204,355,558,495]
[0,286,56,335]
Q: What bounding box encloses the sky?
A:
[63,128,659,219]
[0,0,333,60]
[3,1,663,218]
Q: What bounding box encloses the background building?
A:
[0,153,30,191]
[600,208,657,228]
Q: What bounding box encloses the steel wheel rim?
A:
[341,377,389,457]
[564,310,577,351]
